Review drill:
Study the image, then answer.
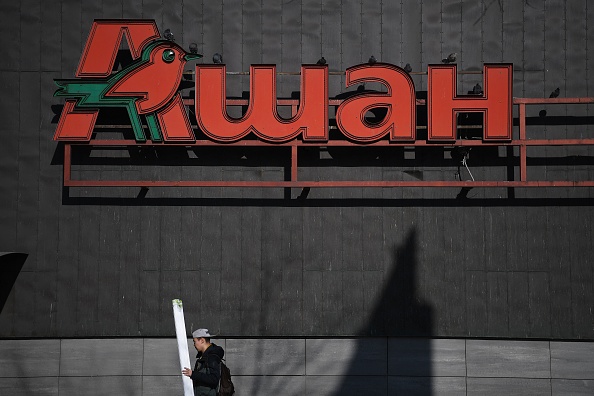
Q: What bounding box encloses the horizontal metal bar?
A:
[70,139,594,147]
[513,97,594,104]
[181,98,429,106]
[181,70,486,76]
[178,97,594,106]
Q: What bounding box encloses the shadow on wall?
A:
[332,230,434,395]
[0,253,28,314]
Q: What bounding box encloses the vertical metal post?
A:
[63,144,72,185]
[291,103,299,184]
[518,103,527,181]
[291,144,298,182]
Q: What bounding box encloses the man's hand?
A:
[182,367,192,377]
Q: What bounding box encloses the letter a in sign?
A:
[336,63,416,142]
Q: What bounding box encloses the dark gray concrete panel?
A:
[12,273,36,337]
[122,0,142,19]
[16,80,41,270]
[226,339,305,376]
[440,208,467,336]
[340,0,362,67]
[198,206,222,272]
[0,377,58,396]
[466,340,551,378]
[143,338,194,376]
[467,377,551,396]
[142,375,184,396]
[117,207,142,335]
[551,342,594,380]
[260,1,282,65]
[76,206,101,337]
[486,271,510,336]
[388,376,466,396]
[466,270,488,337]
[502,0,524,91]
[139,270,160,335]
[39,1,61,72]
[528,271,552,338]
[568,207,594,338]
[160,207,183,271]
[34,271,58,337]
[0,1,21,71]
[481,0,504,62]
[341,211,363,272]
[233,375,305,396]
[60,0,82,78]
[342,271,366,334]
[547,209,574,340]
[525,208,548,272]
[0,71,19,254]
[458,1,483,79]
[302,207,325,271]
[301,0,321,65]
[421,0,442,68]
[54,207,80,338]
[97,207,123,334]
[380,1,402,66]
[201,0,223,65]
[302,271,323,334]
[552,379,594,396]
[388,338,465,377]
[0,340,60,377]
[60,339,143,376]
[58,376,142,396]
[441,0,462,67]
[36,71,62,275]
[222,0,243,88]
[306,375,387,396]
[361,1,382,69]
[507,272,530,338]
[320,2,343,98]
[139,207,160,272]
[178,207,202,272]
[305,338,386,376]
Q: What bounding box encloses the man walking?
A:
[182,329,225,396]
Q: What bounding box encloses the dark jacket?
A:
[190,343,224,396]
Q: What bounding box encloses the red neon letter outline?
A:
[196,64,328,142]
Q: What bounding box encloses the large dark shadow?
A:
[0,253,28,313]
[331,230,434,395]
[60,194,594,207]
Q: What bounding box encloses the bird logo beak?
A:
[184,53,202,61]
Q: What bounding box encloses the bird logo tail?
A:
[54,80,69,97]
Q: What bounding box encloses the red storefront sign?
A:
[53,20,594,190]
[54,20,512,144]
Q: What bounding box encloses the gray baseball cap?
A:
[192,328,216,338]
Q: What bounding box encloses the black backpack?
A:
[217,358,235,396]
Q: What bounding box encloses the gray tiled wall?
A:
[1,338,594,395]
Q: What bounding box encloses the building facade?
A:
[1,1,593,394]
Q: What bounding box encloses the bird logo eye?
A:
[162,49,175,63]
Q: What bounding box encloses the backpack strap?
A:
[213,354,225,393]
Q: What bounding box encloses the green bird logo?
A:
[54,39,201,142]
